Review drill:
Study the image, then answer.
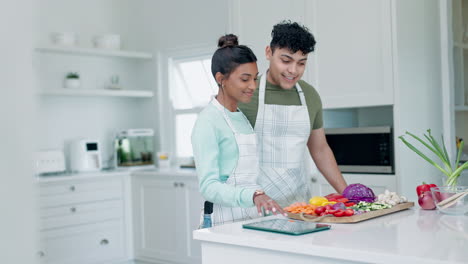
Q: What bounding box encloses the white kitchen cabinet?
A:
[228,0,307,73]
[228,0,393,109]
[37,173,131,264]
[132,174,203,264]
[304,0,394,109]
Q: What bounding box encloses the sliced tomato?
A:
[344,202,356,207]
[314,206,325,215]
[344,209,355,216]
[333,210,345,217]
[324,204,333,211]
[327,209,338,214]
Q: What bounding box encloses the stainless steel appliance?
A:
[115,129,155,169]
[324,126,394,174]
[69,139,102,172]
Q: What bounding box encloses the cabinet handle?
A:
[70,207,77,213]
[179,182,185,187]
[37,251,45,257]
[174,182,179,187]
[69,185,76,192]
[100,239,109,245]
[310,177,317,183]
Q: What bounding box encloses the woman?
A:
[191,34,285,227]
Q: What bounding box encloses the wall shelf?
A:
[39,89,154,98]
[36,46,153,59]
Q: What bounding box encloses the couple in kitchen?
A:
[191,21,348,227]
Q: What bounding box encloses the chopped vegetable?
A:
[342,183,376,203]
[350,201,391,212]
[331,202,346,210]
[376,189,407,206]
[324,193,345,201]
[309,196,328,206]
[284,202,317,215]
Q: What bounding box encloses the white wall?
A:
[0,1,38,263]
[393,0,444,201]
[37,0,133,49]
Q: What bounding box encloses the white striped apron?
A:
[209,98,261,226]
[255,74,312,208]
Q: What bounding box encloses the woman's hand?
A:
[253,194,287,216]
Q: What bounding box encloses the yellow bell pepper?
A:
[309,196,328,206]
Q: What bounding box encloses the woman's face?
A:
[220,62,259,103]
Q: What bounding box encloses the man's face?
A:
[265,46,308,90]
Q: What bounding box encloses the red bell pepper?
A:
[416,182,437,197]
[325,193,344,201]
[336,197,349,203]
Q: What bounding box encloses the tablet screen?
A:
[242,219,331,235]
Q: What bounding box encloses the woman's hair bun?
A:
[218,34,239,48]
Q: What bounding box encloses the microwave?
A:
[324,126,394,174]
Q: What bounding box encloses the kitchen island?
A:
[193,208,468,264]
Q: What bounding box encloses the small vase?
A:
[64,78,80,89]
[444,177,458,188]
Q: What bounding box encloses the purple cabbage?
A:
[331,202,346,210]
[342,183,376,203]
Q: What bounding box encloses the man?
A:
[239,21,348,207]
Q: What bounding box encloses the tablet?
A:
[242,219,331,235]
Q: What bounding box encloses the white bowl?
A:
[92,34,121,50]
[50,32,77,46]
[431,186,468,215]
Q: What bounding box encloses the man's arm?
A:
[307,128,348,193]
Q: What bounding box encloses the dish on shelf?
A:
[35,46,152,59]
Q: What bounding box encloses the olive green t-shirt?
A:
[238,77,323,132]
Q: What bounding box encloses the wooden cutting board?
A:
[287,202,415,223]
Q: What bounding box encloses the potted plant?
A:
[399,129,468,187]
[64,72,80,88]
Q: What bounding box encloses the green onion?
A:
[399,130,467,187]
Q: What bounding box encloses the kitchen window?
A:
[160,47,218,162]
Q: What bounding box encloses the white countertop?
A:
[37,167,198,183]
[131,167,197,178]
[194,208,468,264]
[36,169,131,183]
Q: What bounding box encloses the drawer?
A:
[39,220,126,264]
[39,178,122,197]
[40,189,123,208]
[40,200,123,230]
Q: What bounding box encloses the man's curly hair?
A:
[270,20,316,55]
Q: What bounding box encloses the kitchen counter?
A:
[37,167,197,183]
[36,169,131,183]
[193,208,468,264]
[131,167,197,178]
